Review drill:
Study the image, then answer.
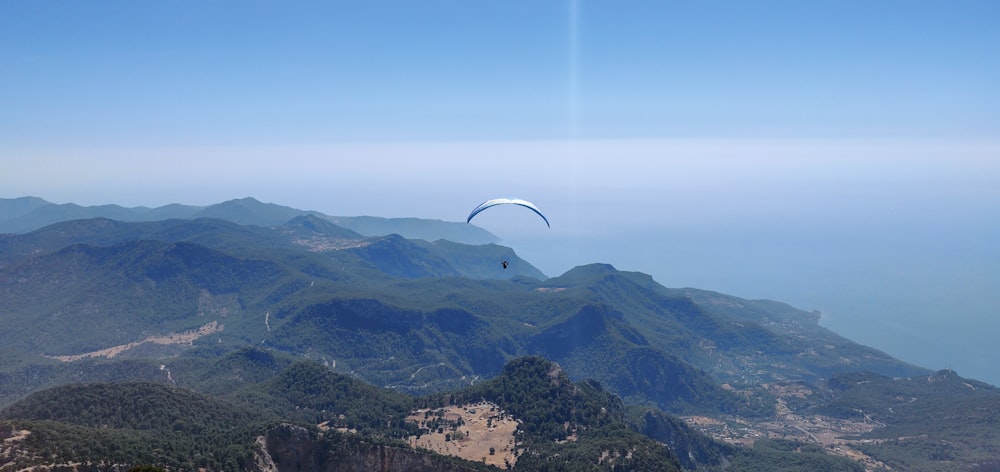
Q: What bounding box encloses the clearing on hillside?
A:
[407,402,520,469]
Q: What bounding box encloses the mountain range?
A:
[0,196,499,245]
[0,196,997,472]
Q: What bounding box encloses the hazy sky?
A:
[2,1,999,384]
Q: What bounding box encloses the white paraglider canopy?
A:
[466,198,550,228]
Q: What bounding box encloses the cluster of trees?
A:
[0,382,256,432]
[413,408,465,439]
[0,383,271,470]
[1,419,260,471]
[719,439,866,472]
[259,361,419,439]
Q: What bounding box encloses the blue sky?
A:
[5,1,998,147]
[2,1,999,384]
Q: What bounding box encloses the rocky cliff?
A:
[260,424,488,472]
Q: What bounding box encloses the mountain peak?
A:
[218,197,263,206]
[561,263,618,277]
[193,198,308,226]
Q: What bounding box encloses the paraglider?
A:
[466,198,548,270]
[466,198,550,228]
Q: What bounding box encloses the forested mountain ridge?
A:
[0,197,995,471]
[0,196,498,245]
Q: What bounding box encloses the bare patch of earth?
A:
[291,236,371,252]
[3,430,30,443]
[406,402,520,470]
[46,321,222,362]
